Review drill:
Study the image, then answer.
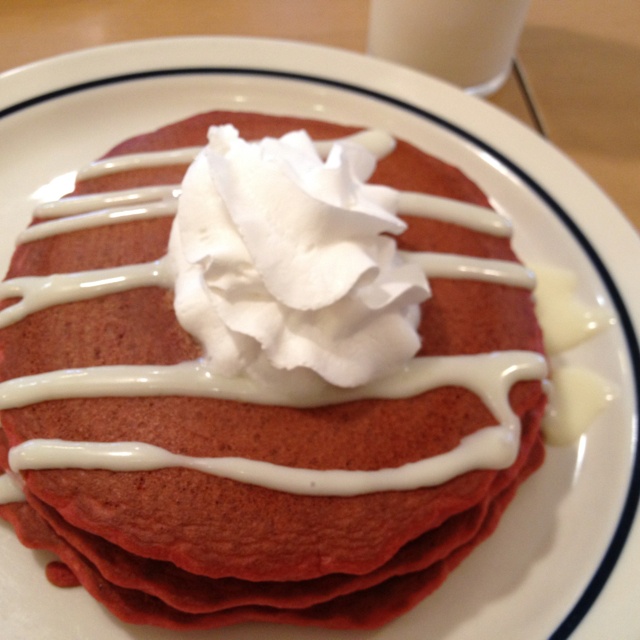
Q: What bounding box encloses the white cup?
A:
[367,0,531,96]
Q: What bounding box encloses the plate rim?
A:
[1,36,639,640]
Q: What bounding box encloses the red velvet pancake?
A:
[15,408,539,615]
[0,439,544,629]
[0,111,547,628]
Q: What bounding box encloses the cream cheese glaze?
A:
[5,351,545,496]
[0,124,547,499]
[542,366,617,446]
[0,472,23,504]
[533,264,616,444]
[533,264,615,355]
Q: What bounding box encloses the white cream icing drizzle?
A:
[405,252,534,288]
[542,367,617,447]
[19,200,177,244]
[19,145,511,251]
[531,264,617,444]
[0,125,551,501]
[19,186,512,248]
[74,130,397,183]
[4,353,546,496]
[0,253,532,336]
[6,424,528,498]
[533,264,615,355]
[77,147,202,181]
[0,260,172,330]
[0,350,546,410]
[0,252,531,332]
[398,191,512,237]
[0,472,24,504]
[34,185,181,219]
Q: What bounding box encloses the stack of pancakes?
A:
[0,111,546,630]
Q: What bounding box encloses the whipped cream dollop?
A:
[168,125,430,390]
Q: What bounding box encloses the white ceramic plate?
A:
[0,37,638,640]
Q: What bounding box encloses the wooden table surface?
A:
[1,0,638,230]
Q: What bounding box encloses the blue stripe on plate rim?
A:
[1,67,638,640]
